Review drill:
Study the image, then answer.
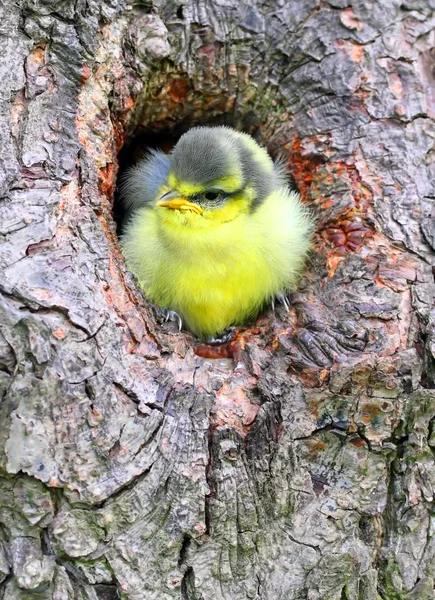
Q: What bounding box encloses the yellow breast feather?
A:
[122,186,312,338]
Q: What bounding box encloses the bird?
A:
[120,126,314,341]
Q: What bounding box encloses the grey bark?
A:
[0,0,434,599]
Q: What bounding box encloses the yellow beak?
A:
[156,190,203,215]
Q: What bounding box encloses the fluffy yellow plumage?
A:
[121,127,313,340]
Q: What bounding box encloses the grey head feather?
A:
[234,139,275,209]
[120,149,170,213]
[121,128,291,214]
[171,126,278,208]
[171,127,238,185]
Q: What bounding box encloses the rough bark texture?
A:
[1,0,435,599]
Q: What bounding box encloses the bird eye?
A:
[205,191,219,201]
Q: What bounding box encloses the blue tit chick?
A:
[120,126,314,340]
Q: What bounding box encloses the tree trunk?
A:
[1,0,434,599]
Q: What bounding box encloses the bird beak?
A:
[156,190,203,215]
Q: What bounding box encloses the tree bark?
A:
[1,1,434,599]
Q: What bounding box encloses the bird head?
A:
[155,127,280,227]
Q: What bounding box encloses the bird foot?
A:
[162,308,183,331]
[205,327,235,345]
[271,292,291,312]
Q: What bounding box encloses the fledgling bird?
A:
[120,126,314,340]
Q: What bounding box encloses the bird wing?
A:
[119,149,171,213]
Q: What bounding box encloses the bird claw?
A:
[272,292,291,312]
[163,308,183,331]
[206,327,235,345]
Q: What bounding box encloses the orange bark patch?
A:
[320,198,335,209]
[349,436,366,448]
[53,328,67,340]
[26,46,45,71]
[112,119,125,155]
[388,73,404,100]
[326,253,344,277]
[32,288,52,301]
[195,341,235,359]
[335,39,364,62]
[289,135,319,199]
[99,163,117,200]
[358,402,382,423]
[81,65,91,83]
[210,377,259,436]
[340,7,364,31]
[168,78,191,102]
[312,158,378,276]
[290,366,330,389]
[306,439,328,457]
